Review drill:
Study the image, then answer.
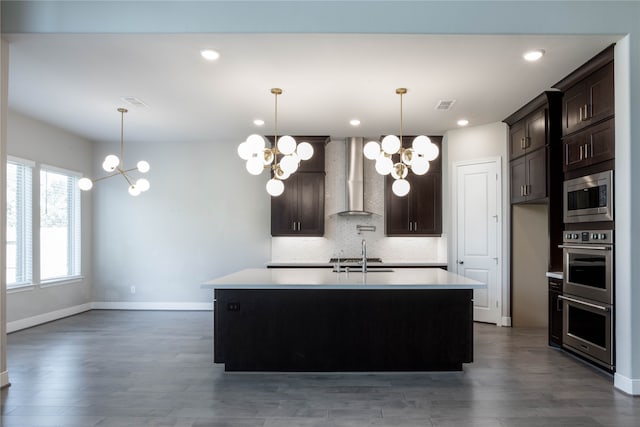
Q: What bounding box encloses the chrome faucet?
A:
[361,239,367,273]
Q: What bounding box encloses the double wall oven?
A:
[559,229,614,370]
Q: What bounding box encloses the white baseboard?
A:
[7,303,93,333]
[91,301,212,311]
[0,370,9,389]
[614,373,640,395]
[501,316,512,327]
[6,301,212,333]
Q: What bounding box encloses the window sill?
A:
[39,276,85,288]
[7,284,37,294]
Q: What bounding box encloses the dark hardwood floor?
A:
[1,310,638,426]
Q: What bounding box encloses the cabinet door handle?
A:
[409,222,413,231]
[579,106,583,122]
[297,221,301,231]
[414,222,418,231]
[525,136,530,149]
[520,137,526,150]
[584,143,589,159]
[579,145,584,160]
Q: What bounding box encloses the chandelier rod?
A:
[271,88,282,147]
[397,88,407,146]
[118,107,128,167]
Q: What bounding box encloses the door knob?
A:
[458,261,464,265]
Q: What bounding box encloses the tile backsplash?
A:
[271,138,447,263]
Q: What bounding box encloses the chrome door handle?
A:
[558,295,609,312]
[558,244,611,250]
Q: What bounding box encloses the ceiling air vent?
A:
[121,97,148,108]
[435,100,456,111]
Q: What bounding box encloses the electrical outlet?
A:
[130,286,136,294]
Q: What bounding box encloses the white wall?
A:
[445,122,510,325]
[272,138,447,263]
[6,110,93,323]
[91,132,271,305]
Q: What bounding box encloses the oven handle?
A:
[558,244,612,251]
[558,295,610,312]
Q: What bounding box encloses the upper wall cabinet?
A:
[509,107,547,160]
[559,61,614,137]
[504,92,563,204]
[270,136,328,237]
[385,136,442,236]
[553,45,615,173]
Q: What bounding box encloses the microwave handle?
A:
[558,295,610,312]
[558,244,611,251]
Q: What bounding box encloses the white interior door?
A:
[455,160,501,324]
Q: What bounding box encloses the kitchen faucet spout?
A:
[361,239,367,273]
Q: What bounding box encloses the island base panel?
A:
[214,289,473,372]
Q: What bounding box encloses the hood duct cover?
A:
[337,137,373,216]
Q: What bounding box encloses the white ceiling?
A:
[5,33,621,145]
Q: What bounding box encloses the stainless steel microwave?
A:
[564,170,613,223]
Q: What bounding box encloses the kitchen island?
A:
[202,268,485,372]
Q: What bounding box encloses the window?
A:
[40,166,81,282]
[6,158,33,287]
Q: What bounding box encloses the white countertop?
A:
[202,268,486,290]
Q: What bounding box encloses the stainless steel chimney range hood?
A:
[337,137,373,216]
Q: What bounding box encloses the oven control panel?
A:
[563,229,614,244]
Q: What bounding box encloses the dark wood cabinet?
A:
[384,136,442,236]
[270,136,327,237]
[271,172,324,236]
[504,92,562,205]
[563,117,615,172]
[385,172,442,236]
[509,107,547,160]
[560,61,614,137]
[509,147,547,203]
[548,279,563,347]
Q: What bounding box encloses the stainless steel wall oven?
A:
[559,230,614,370]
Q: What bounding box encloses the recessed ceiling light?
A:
[350,119,361,126]
[253,119,265,126]
[523,49,545,62]
[200,49,220,61]
[457,119,469,127]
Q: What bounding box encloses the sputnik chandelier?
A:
[363,88,439,197]
[237,88,314,197]
[78,108,150,196]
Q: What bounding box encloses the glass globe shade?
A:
[392,178,411,197]
[136,178,150,192]
[401,148,414,165]
[375,154,393,175]
[279,154,299,174]
[266,178,285,197]
[424,142,440,161]
[412,135,431,155]
[277,135,296,155]
[381,135,401,155]
[237,141,254,160]
[246,134,266,153]
[262,149,275,165]
[411,156,430,175]
[128,184,141,197]
[363,140,381,160]
[246,157,264,175]
[78,177,93,191]
[296,142,314,161]
[137,160,150,173]
[391,162,409,180]
[102,154,120,172]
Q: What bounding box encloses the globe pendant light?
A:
[237,88,314,197]
[363,88,440,197]
[78,108,150,196]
